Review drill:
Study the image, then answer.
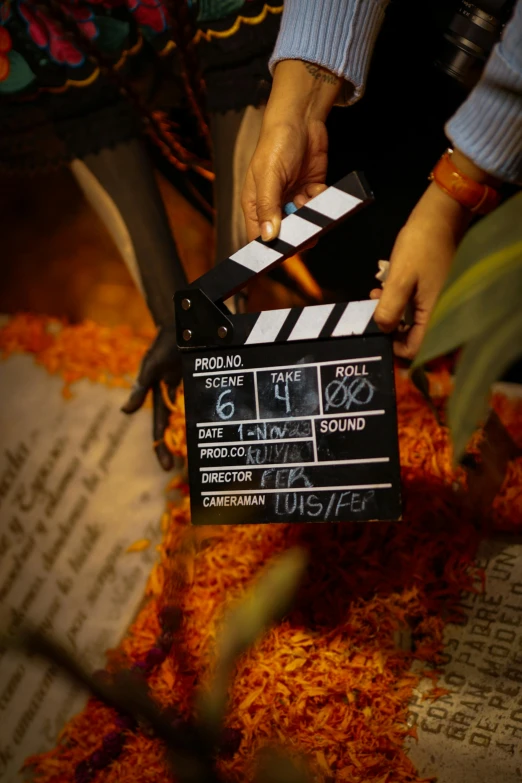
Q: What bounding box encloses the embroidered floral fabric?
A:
[192,0,246,23]
[0,0,281,172]
[0,0,180,171]
[0,0,170,89]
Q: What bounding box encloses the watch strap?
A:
[429,150,501,215]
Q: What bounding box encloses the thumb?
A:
[373,271,414,334]
[255,169,283,242]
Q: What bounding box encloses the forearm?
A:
[269,0,390,105]
[445,0,522,184]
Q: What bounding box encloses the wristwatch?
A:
[429,149,501,215]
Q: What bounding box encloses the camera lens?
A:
[434,1,514,90]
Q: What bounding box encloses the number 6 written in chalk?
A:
[216,389,235,420]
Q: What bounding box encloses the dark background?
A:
[305,0,467,300]
[303,0,521,382]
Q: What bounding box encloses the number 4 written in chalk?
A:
[274,381,291,413]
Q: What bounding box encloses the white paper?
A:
[407,538,522,781]
[0,355,168,783]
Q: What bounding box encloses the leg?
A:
[210,107,264,313]
[210,105,265,264]
[70,138,187,327]
[71,139,188,472]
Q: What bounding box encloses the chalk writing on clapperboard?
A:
[188,345,401,524]
[273,379,291,414]
[215,390,235,420]
[324,376,375,412]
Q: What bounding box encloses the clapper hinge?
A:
[175,289,234,349]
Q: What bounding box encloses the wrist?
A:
[424,180,471,221]
[265,60,341,126]
[429,148,502,216]
[450,148,502,188]
[410,182,473,243]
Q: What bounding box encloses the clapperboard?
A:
[175,172,402,526]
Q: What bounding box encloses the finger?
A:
[305,182,328,199]
[121,382,148,414]
[163,366,183,395]
[121,328,179,414]
[283,195,319,250]
[373,272,414,333]
[369,288,382,300]
[254,168,283,242]
[242,168,261,243]
[295,234,319,252]
[153,383,174,471]
[392,323,426,361]
[302,238,319,251]
[293,182,327,207]
[149,327,181,377]
[285,185,327,251]
[122,334,170,416]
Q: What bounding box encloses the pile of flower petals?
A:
[2,315,520,783]
[0,313,152,397]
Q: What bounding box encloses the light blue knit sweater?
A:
[270,0,522,183]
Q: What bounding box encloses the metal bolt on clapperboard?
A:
[175,172,402,526]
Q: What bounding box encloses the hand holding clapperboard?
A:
[175,173,402,526]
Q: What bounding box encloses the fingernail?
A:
[284,202,298,216]
[260,221,274,242]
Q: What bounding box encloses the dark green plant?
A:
[198,547,308,738]
[5,547,309,783]
[414,191,522,462]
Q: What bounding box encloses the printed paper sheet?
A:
[408,538,522,781]
[0,354,168,783]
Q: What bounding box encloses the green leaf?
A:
[4,627,220,783]
[0,52,35,94]
[410,366,442,425]
[198,547,307,734]
[448,309,522,461]
[414,192,522,368]
[94,17,130,53]
[254,747,312,783]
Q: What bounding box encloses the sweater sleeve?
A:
[268,0,390,105]
[445,0,522,184]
